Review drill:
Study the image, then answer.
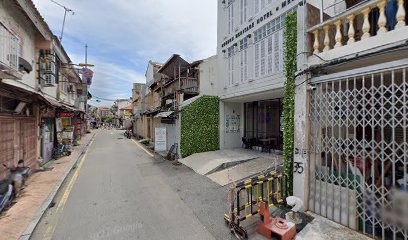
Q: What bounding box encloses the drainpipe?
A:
[320,0,324,23]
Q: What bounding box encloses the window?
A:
[61,75,68,93]
[40,50,56,86]
[260,39,266,76]
[255,43,260,78]
[228,1,234,34]
[253,13,286,79]
[240,37,249,83]
[255,0,273,15]
[43,74,55,86]
[9,35,19,70]
[267,35,273,74]
[240,0,248,25]
[228,46,236,85]
[261,0,266,9]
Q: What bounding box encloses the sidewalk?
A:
[0,132,95,240]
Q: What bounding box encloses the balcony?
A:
[308,0,408,64]
[162,78,199,99]
[0,24,22,79]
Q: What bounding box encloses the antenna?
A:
[50,0,75,42]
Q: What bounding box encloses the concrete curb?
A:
[19,133,96,240]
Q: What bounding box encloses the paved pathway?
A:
[32,130,215,240]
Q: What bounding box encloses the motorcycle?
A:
[124,129,132,139]
[10,160,31,196]
[0,178,13,213]
[0,160,31,213]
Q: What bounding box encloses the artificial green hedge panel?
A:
[283,11,297,195]
[180,96,220,157]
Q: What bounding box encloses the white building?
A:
[217,0,301,150]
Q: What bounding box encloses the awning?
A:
[43,96,61,108]
[60,103,78,112]
[154,111,174,118]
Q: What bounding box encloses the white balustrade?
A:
[309,0,407,54]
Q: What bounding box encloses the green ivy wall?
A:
[180,96,220,157]
[283,12,297,195]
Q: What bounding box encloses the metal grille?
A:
[308,67,408,239]
[21,119,36,169]
[0,119,14,180]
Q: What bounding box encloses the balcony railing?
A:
[309,0,407,57]
[162,78,199,98]
[0,24,19,71]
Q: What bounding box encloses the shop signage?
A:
[57,112,74,117]
[226,114,240,133]
[221,0,295,49]
[154,127,167,152]
[82,68,94,86]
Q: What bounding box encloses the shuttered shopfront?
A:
[0,117,37,180]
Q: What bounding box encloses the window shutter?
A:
[244,0,247,23]
[260,39,266,76]
[240,50,244,83]
[255,42,260,78]
[261,0,266,10]
[240,0,244,25]
[230,56,234,85]
[274,32,280,72]
[244,49,248,82]
[267,35,273,74]
[279,29,284,71]
[255,0,260,14]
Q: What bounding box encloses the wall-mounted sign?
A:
[82,68,94,86]
[155,127,167,152]
[226,114,240,133]
[221,0,298,49]
[57,112,74,118]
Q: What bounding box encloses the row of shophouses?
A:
[133,0,408,238]
[0,1,89,179]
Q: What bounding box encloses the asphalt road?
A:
[31,130,231,240]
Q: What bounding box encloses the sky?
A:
[32,0,217,107]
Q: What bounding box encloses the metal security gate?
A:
[308,65,408,239]
[0,117,36,180]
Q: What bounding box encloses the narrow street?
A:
[31,130,229,240]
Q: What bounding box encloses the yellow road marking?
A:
[42,138,95,240]
[131,139,154,157]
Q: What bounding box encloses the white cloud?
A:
[32,0,217,107]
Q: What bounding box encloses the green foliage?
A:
[180,96,220,157]
[283,12,297,195]
[102,116,114,123]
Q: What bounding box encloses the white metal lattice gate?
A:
[308,64,408,240]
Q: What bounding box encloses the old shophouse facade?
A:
[0,0,88,177]
[291,0,408,239]
[218,0,408,239]
[133,55,218,155]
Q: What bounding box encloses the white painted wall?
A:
[217,0,301,101]
[219,101,244,149]
[146,61,155,83]
[0,0,39,92]
[198,55,218,96]
[153,118,179,152]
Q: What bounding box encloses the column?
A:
[347,15,355,44]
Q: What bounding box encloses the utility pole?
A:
[85,44,88,69]
[51,0,74,42]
